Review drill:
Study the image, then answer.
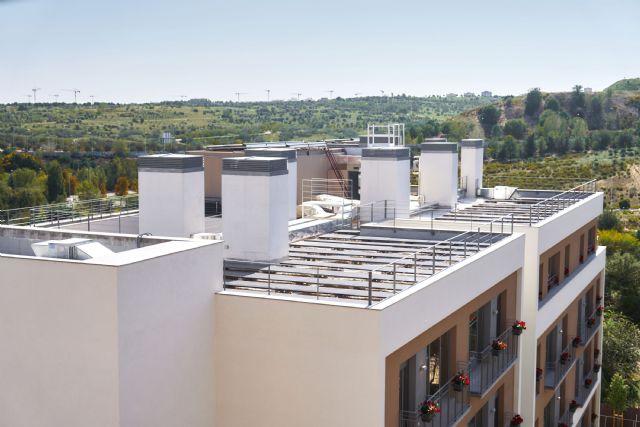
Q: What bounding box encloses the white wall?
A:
[222,173,289,262]
[116,241,222,427]
[288,161,298,220]
[460,147,483,196]
[214,295,382,427]
[419,151,458,207]
[0,256,120,427]
[139,170,204,238]
[360,158,410,216]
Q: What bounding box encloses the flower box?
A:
[510,414,523,426]
[572,336,582,347]
[594,364,601,373]
[536,368,543,381]
[560,352,571,364]
[419,400,440,422]
[569,400,580,412]
[587,317,596,328]
[492,339,507,356]
[596,305,604,316]
[585,378,593,388]
[452,371,470,391]
[512,320,526,336]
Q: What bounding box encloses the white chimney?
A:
[360,147,410,218]
[222,157,289,263]
[138,154,204,237]
[419,142,458,208]
[245,148,297,220]
[460,139,484,197]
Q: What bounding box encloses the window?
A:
[564,245,570,276]
[427,331,452,395]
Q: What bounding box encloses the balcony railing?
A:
[577,369,598,405]
[469,327,519,396]
[559,405,576,427]
[545,341,576,390]
[539,249,598,308]
[582,308,602,347]
[399,376,470,427]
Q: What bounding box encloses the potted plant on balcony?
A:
[536,368,543,381]
[596,295,603,303]
[558,423,569,427]
[492,339,508,356]
[594,348,600,358]
[587,317,596,328]
[585,377,593,388]
[591,413,598,422]
[580,254,584,264]
[512,320,526,336]
[572,336,582,347]
[596,305,604,316]
[594,363,601,373]
[564,266,570,276]
[510,414,523,426]
[560,352,571,365]
[419,399,440,422]
[569,400,580,413]
[452,371,470,392]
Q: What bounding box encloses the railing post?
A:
[367,271,373,306]
[268,264,272,295]
[432,247,436,274]
[316,266,320,300]
[449,241,452,265]
[414,253,417,282]
[393,263,397,294]
[384,200,387,220]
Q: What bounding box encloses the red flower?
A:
[492,339,508,350]
[510,414,524,425]
[419,400,441,415]
[512,320,527,330]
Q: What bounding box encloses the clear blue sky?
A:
[1,0,639,103]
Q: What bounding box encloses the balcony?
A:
[578,307,603,347]
[544,341,576,390]
[469,327,519,396]
[539,250,597,309]
[559,405,576,427]
[577,369,599,406]
[399,376,470,427]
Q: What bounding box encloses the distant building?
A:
[481,90,493,97]
[584,87,593,94]
[446,93,458,97]
[463,92,476,97]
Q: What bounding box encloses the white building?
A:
[0,132,604,427]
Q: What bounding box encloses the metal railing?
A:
[528,179,597,225]
[545,341,576,390]
[560,405,576,427]
[578,370,598,405]
[583,307,603,346]
[600,414,640,427]
[469,327,519,396]
[366,227,506,306]
[539,249,598,308]
[399,376,470,427]
[0,195,139,228]
[483,175,593,191]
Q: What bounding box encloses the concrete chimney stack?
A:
[460,139,485,197]
[419,142,459,208]
[138,154,204,237]
[245,148,298,220]
[222,157,289,263]
[360,147,410,217]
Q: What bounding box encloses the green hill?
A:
[607,78,640,93]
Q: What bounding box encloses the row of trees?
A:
[0,152,136,210]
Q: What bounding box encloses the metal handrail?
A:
[545,340,576,390]
[528,179,597,225]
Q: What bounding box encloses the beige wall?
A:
[188,150,244,199]
[0,256,120,427]
[214,295,382,427]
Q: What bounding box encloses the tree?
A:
[598,210,621,230]
[598,230,640,257]
[114,176,129,196]
[0,152,43,172]
[524,88,543,118]
[607,373,630,415]
[77,180,100,201]
[46,161,65,202]
[503,119,528,140]
[544,96,560,112]
[477,105,500,137]
[587,95,605,130]
[497,136,518,162]
[9,168,38,189]
[570,85,587,118]
[523,135,536,158]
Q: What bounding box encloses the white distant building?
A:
[481,90,493,97]
[0,129,604,427]
[584,87,593,94]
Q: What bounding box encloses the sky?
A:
[0,0,639,103]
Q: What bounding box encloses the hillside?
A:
[0,95,494,153]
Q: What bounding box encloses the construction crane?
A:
[25,94,32,103]
[89,95,95,104]
[178,95,187,102]
[50,94,60,102]
[265,89,270,102]
[354,92,362,97]
[325,90,334,99]
[292,92,302,101]
[233,92,247,102]
[63,88,81,103]
[31,87,41,103]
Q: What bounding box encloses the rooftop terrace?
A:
[222,226,507,307]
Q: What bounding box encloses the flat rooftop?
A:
[222,227,506,307]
